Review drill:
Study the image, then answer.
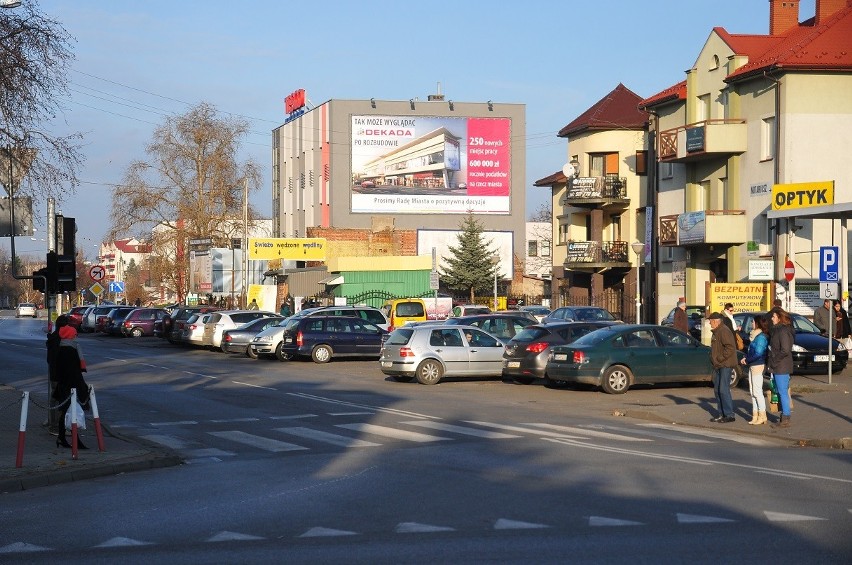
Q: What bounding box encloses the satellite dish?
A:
[562,163,576,178]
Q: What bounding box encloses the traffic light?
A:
[32,267,48,293]
[46,251,77,293]
[54,215,76,257]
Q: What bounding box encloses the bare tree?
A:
[110,102,261,302]
[527,201,553,277]
[0,2,83,199]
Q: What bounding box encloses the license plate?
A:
[553,353,568,361]
[381,361,392,367]
[814,355,834,362]
[506,361,520,368]
[285,338,292,343]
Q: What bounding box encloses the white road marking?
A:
[269,414,318,420]
[149,420,198,426]
[764,511,827,522]
[494,519,549,530]
[182,371,216,379]
[395,522,455,533]
[288,392,441,419]
[232,380,276,390]
[465,420,586,439]
[337,423,451,443]
[402,420,521,439]
[526,423,652,442]
[207,531,264,542]
[95,537,153,547]
[299,527,357,537]
[677,513,736,524]
[140,434,192,449]
[578,423,711,443]
[209,417,260,423]
[589,516,643,527]
[185,448,235,458]
[208,431,308,452]
[638,422,776,446]
[276,427,381,447]
[0,542,50,553]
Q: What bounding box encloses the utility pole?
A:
[242,177,248,308]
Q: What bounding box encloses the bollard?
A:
[89,386,105,452]
[15,392,29,468]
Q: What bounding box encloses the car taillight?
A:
[525,342,549,354]
[296,331,303,347]
[224,334,231,343]
[399,346,415,357]
[573,351,586,364]
[123,321,131,328]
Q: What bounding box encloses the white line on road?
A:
[287,392,442,420]
[208,430,308,452]
[465,421,587,439]
[182,371,216,379]
[401,420,521,439]
[276,426,381,447]
[232,380,277,390]
[525,423,652,442]
[337,423,452,443]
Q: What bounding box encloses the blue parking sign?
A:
[819,246,839,283]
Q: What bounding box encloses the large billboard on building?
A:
[351,115,511,215]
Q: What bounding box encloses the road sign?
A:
[88,265,106,281]
[108,281,125,293]
[784,259,795,282]
[820,283,838,300]
[819,246,839,282]
[89,282,104,296]
[429,270,440,290]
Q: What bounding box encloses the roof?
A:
[638,81,687,110]
[557,83,649,138]
[113,238,151,254]
[533,170,568,187]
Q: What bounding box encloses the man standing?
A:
[673,300,688,335]
[813,299,832,335]
[708,312,738,423]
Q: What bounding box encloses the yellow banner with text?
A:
[248,238,327,261]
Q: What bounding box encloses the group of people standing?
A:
[813,298,852,342]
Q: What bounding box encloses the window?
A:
[761,116,776,160]
[528,241,538,257]
[635,151,647,176]
[696,94,711,122]
[662,246,674,262]
[541,240,551,257]
[661,162,674,179]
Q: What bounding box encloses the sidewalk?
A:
[1,369,849,494]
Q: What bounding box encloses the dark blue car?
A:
[277,315,387,363]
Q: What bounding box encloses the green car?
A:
[545,324,742,394]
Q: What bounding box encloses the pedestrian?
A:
[46,315,69,382]
[279,302,291,317]
[53,325,90,449]
[767,307,795,428]
[707,312,737,423]
[673,300,688,335]
[247,298,259,310]
[833,300,851,343]
[813,298,832,335]
[722,302,737,332]
[740,314,769,425]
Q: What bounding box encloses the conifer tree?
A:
[440,214,500,303]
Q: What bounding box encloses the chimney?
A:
[769,0,800,35]
[815,0,848,23]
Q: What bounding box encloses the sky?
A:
[7,0,818,260]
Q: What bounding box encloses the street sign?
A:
[820,283,838,300]
[89,282,104,296]
[429,270,440,290]
[784,259,795,282]
[88,264,106,281]
[108,281,125,293]
[819,246,839,282]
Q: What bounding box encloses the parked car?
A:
[121,308,169,337]
[103,306,136,336]
[441,313,537,341]
[450,304,492,317]
[543,306,620,324]
[222,316,284,357]
[161,305,222,343]
[180,313,213,347]
[545,324,742,394]
[84,305,115,333]
[518,305,551,323]
[734,311,848,374]
[275,315,387,363]
[15,302,37,318]
[66,305,90,329]
[379,324,506,385]
[660,305,706,340]
[380,299,427,331]
[202,310,278,350]
[503,321,621,385]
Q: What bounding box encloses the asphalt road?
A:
[1,317,850,564]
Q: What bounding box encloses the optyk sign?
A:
[771,181,834,211]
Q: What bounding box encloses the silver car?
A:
[201,310,277,350]
[180,313,212,347]
[379,324,506,385]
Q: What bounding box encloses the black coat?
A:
[46,331,61,382]
[52,345,89,407]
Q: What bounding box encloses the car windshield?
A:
[575,308,615,321]
[791,314,822,334]
[572,327,617,346]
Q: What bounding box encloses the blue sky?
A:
[11,0,817,259]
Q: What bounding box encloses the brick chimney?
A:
[769,0,800,35]
[815,0,849,23]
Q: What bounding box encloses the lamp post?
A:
[631,241,644,324]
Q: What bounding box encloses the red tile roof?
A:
[557,83,649,138]
[533,170,568,187]
[638,81,687,110]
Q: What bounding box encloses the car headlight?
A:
[791,344,806,352]
[253,336,272,344]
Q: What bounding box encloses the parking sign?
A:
[819,246,839,282]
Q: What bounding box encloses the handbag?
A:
[64,402,87,430]
[843,337,852,350]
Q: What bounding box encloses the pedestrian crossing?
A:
[132,412,777,459]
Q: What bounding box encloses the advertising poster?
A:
[351,115,511,214]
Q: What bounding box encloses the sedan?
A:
[380,324,506,385]
[503,321,620,385]
[518,305,551,322]
[15,303,37,318]
[660,305,706,340]
[545,324,742,394]
[222,316,284,358]
[734,312,848,374]
[543,306,620,324]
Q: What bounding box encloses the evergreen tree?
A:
[440,214,500,303]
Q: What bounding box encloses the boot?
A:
[756,411,767,425]
[56,431,71,448]
[772,415,790,428]
[748,411,758,424]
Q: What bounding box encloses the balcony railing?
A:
[659,119,746,161]
[564,240,630,266]
[560,176,628,205]
[659,210,747,246]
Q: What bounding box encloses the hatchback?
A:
[518,305,551,322]
[15,303,37,318]
[503,321,621,385]
[85,305,115,333]
[161,305,222,342]
[103,306,136,335]
[450,304,492,317]
[277,315,387,363]
[441,313,537,341]
[380,324,506,385]
[543,306,620,324]
[121,308,169,337]
[66,305,90,329]
[180,313,213,347]
[202,310,278,350]
[222,316,284,357]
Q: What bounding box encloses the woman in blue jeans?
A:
[767,307,795,428]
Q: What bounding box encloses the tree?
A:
[109,102,262,303]
[440,214,500,303]
[123,258,153,306]
[0,2,83,199]
[527,201,553,278]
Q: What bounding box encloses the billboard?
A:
[351,115,511,215]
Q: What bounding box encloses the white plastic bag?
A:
[844,337,852,350]
[64,402,87,430]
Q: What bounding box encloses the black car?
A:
[441,313,538,341]
[222,315,285,358]
[503,321,621,385]
[160,306,221,343]
[542,306,620,324]
[277,315,387,363]
[734,312,848,374]
[660,305,706,340]
[103,306,136,336]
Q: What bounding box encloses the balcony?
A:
[659,119,747,162]
[560,176,629,208]
[659,210,747,246]
[563,240,631,269]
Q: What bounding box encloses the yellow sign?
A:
[89,282,104,296]
[771,181,834,211]
[248,238,327,261]
[707,282,772,314]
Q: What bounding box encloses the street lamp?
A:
[631,241,644,324]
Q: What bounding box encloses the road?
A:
[1,316,850,564]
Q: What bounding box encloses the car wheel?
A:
[275,342,292,361]
[311,345,332,363]
[513,376,534,385]
[415,359,443,385]
[601,365,632,394]
[246,346,258,359]
[391,375,414,383]
[730,366,742,388]
[131,327,143,338]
